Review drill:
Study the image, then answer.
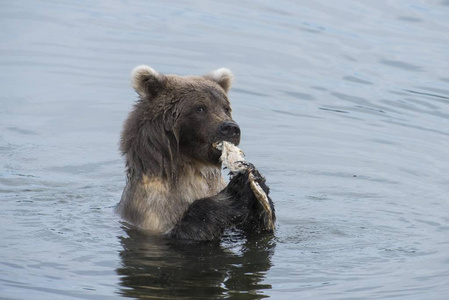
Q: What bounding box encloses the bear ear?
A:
[131,65,166,99]
[204,68,233,93]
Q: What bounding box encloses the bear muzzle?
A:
[220,121,241,140]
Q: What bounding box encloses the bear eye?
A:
[224,107,231,115]
[196,105,207,113]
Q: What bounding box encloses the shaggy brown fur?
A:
[117,66,275,240]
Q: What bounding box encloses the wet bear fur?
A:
[117,66,275,241]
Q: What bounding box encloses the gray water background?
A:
[1,0,449,299]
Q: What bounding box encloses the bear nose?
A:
[220,121,241,138]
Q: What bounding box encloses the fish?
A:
[214,141,275,231]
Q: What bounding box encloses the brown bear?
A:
[117,66,275,241]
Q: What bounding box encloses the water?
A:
[1,0,449,299]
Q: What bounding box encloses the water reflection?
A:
[117,224,276,299]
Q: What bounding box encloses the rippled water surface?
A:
[1,1,449,299]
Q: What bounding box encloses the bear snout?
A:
[220,121,241,138]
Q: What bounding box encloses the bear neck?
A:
[176,159,226,195]
[139,164,224,198]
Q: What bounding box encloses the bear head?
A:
[121,66,240,181]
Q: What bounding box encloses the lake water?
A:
[1,0,449,299]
